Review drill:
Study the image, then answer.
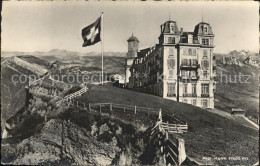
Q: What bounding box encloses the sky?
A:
[1,1,259,54]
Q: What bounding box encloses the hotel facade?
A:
[125,20,216,108]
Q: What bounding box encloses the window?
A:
[190,71,196,78]
[184,48,196,56]
[167,59,175,69]
[182,59,188,66]
[192,99,197,106]
[183,84,188,94]
[192,84,196,94]
[169,69,174,78]
[181,70,187,77]
[202,38,209,45]
[188,49,192,55]
[203,71,208,78]
[170,23,175,33]
[167,83,175,96]
[204,27,208,33]
[192,59,198,66]
[168,37,175,44]
[201,84,209,94]
[202,60,209,69]
[202,100,208,107]
[183,99,188,103]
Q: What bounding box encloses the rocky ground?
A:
[1,106,163,165]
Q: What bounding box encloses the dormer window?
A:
[204,27,208,34]
[170,23,175,33]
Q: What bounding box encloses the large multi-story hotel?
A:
[125,20,216,108]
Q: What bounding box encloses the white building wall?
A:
[162,46,178,99]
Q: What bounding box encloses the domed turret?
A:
[127,35,139,42]
[127,33,139,58]
[125,33,139,88]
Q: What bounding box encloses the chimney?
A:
[180,28,183,35]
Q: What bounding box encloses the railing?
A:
[201,94,210,97]
[183,93,197,97]
[167,94,176,97]
[56,86,88,105]
[29,77,44,87]
[180,63,200,69]
[150,109,188,165]
[181,75,199,81]
[161,122,188,133]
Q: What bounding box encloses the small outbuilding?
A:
[231,108,245,116]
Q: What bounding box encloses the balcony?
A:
[181,75,199,81]
[167,93,176,97]
[201,94,210,97]
[183,93,197,97]
[180,63,200,69]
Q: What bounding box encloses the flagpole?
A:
[101,12,104,85]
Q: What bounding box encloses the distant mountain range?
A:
[1,49,126,58]
[2,49,258,59]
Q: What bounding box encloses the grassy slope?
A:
[76,85,258,165]
[214,61,259,118]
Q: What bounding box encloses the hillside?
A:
[1,56,50,134]
[214,55,259,119]
[75,85,258,165]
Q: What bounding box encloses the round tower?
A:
[125,34,139,88]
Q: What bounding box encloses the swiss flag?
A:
[82,16,101,47]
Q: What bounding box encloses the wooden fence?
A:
[160,122,188,134]
[89,103,189,165]
[88,103,187,125]
[56,86,88,106]
[149,109,188,165]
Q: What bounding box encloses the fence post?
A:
[167,121,169,132]
[110,103,112,111]
[134,105,137,114]
[77,101,78,108]
[100,104,101,114]
[159,108,162,122]
[89,103,90,110]
[84,103,85,109]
